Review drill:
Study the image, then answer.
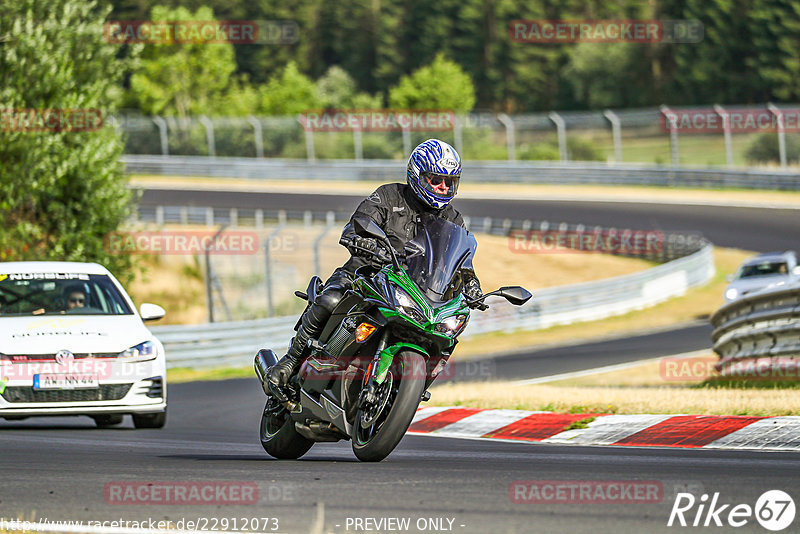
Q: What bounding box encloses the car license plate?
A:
[33,374,99,390]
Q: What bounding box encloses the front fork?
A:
[358,330,389,408]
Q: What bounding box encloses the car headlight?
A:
[725,288,738,300]
[393,287,427,324]
[435,315,468,337]
[118,341,157,362]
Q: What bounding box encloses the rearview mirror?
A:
[140,303,166,322]
[725,274,734,282]
[485,286,532,306]
[353,217,389,242]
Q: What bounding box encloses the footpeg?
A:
[421,391,431,402]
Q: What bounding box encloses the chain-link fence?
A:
[116,104,800,168]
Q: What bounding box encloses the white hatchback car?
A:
[0,262,167,428]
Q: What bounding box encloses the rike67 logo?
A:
[668,490,795,531]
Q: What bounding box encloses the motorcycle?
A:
[254,215,532,462]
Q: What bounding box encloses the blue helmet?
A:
[406,139,461,210]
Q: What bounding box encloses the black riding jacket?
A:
[339,183,479,285]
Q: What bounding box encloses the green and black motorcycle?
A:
[254,215,531,462]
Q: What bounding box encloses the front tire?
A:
[352,351,425,462]
[259,399,314,459]
[93,414,123,427]
[132,411,166,429]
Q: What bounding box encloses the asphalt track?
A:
[139,188,800,252]
[1,190,796,533]
[2,378,799,534]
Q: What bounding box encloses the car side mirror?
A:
[725,274,734,282]
[484,286,532,306]
[353,217,389,242]
[140,303,166,322]
[793,266,800,276]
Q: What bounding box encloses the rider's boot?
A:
[267,326,312,388]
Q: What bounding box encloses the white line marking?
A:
[543,414,674,445]
[511,349,710,385]
[430,409,536,437]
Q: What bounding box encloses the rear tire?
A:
[259,399,314,459]
[352,351,425,462]
[132,411,166,429]
[92,414,123,428]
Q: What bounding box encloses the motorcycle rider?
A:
[266,139,486,391]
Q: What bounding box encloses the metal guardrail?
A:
[711,282,800,378]
[151,231,714,369]
[123,155,800,190]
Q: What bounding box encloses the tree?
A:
[127,5,239,117]
[315,66,382,109]
[258,61,319,114]
[0,0,135,278]
[389,53,476,111]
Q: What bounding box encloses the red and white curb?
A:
[408,407,800,451]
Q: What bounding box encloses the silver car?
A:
[724,251,800,302]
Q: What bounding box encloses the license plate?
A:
[33,374,99,390]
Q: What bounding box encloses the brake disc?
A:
[359,372,393,428]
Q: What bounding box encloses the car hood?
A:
[728,275,791,296]
[0,315,152,356]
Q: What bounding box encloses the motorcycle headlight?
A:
[118,341,157,362]
[435,315,468,337]
[393,287,427,324]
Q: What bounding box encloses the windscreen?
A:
[737,261,788,278]
[0,273,133,316]
[403,216,477,303]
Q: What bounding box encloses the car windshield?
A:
[737,261,789,279]
[403,215,477,303]
[0,273,132,316]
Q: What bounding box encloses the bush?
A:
[518,136,603,161]
[745,132,800,164]
[0,0,136,280]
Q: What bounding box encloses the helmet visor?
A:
[421,172,459,199]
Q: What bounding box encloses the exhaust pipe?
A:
[254,349,279,394]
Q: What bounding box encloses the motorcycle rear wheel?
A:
[351,351,425,462]
[260,398,314,459]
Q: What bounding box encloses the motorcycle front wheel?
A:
[259,398,314,459]
[351,351,426,462]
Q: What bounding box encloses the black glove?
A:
[350,236,378,257]
[464,278,488,310]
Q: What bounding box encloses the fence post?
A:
[300,118,315,162]
[768,103,787,169]
[313,211,336,276]
[199,115,215,157]
[497,113,516,161]
[247,115,264,158]
[265,222,286,317]
[152,116,169,156]
[155,206,164,226]
[660,105,679,166]
[603,109,623,163]
[205,207,214,228]
[353,126,363,161]
[402,123,412,157]
[713,104,733,168]
[548,112,568,162]
[453,114,464,156]
[205,225,228,323]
